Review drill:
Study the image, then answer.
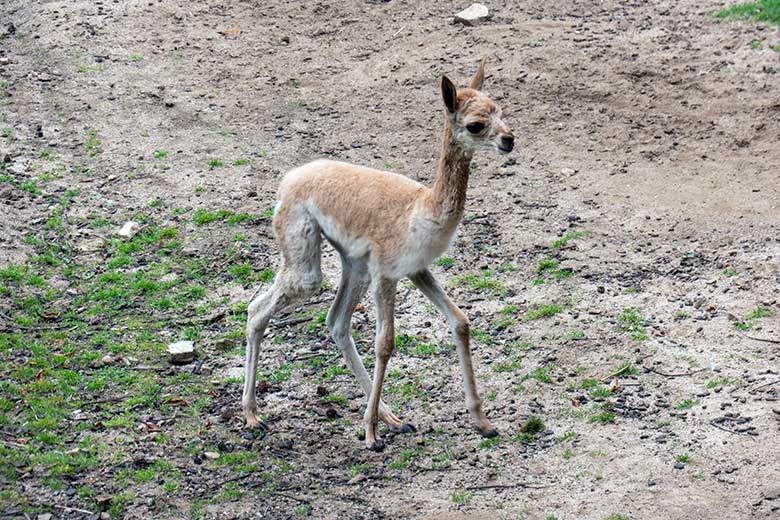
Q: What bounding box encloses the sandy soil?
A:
[1,1,780,519]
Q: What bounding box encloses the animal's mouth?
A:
[497,144,513,154]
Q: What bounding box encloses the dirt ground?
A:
[1,1,780,519]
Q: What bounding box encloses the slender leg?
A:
[326,260,410,431]
[244,204,322,427]
[363,277,398,451]
[243,280,289,427]
[409,269,497,437]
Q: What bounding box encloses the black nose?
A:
[500,135,514,151]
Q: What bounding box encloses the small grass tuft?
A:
[715,1,780,25]
[520,416,545,434]
[526,303,564,321]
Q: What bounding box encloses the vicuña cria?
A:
[243,59,514,451]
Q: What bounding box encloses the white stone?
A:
[167,340,196,365]
[454,3,490,25]
[117,221,141,239]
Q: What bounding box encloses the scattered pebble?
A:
[454,3,490,25]
[167,340,196,365]
[116,220,141,239]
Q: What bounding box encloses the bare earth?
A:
[1,1,780,519]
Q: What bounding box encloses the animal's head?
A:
[441,58,514,155]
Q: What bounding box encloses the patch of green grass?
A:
[520,416,545,434]
[469,328,493,345]
[452,270,506,296]
[676,453,691,463]
[612,362,639,377]
[478,436,501,449]
[525,366,553,383]
[323,394,348,406]
[387,448,423,470]
[715,1,780,24]
[617,307,648,341]
[208,158,224,168]
[734,305,773,331]
[746,305,773,320]
[492,316,516,331]
[676,398,699,411]
[552,230,588,249]
[555,431,577,443]
[525,303,564,321]
[450,491,472,505]
[492,356,522,373]
[323,365,349,380]
[434,256,454,268]
[722,268,739,277]
[85,129,102,157]
[561,329,585,342]
[706,377,735,388]
[590,386,613,399]
[153,150,168,159]
[589,405,616,424]
[535,257,573,280]
[20,181,42,195]
[345,463,370,479]
[192,209,232,225]
[513,433,536,444]
[603,515,630,520]
[233,158,251,166]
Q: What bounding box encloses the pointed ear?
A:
[469,57,486,90]
[441,75,458,114]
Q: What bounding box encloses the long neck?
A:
[430,117,472,220]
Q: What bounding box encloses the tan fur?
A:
[242,60,514,450]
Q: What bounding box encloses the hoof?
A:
[390,423,416,434]
[478,426,499,438]
[367,439,386,452]
[399,423,416,434]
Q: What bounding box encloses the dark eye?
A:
[466,122,485,134]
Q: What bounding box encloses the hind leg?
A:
[326,258,411,432]
[243,280,290,427]
[243,204,323,427]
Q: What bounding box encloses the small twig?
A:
[391,26,406,38]
[749,378,780,394]
[272,316,313,329]
[709,420,757,439]
[647,367,705,378]
[271,491,309,503]
[742,334,780,344]
[600,364,631,382]
[53,504,95,515]
[465,482,551,491]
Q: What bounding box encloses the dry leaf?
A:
[221,27,241,37]
[141,421,161,432]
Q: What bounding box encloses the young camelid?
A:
[243,59,514,451]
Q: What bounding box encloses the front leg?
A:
[409,269,497,437]
[364,277,398,451]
